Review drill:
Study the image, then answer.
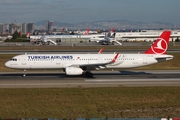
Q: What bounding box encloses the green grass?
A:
[0,44,180,51]
[0,87,179,118]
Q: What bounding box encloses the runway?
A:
[0,70,180,88]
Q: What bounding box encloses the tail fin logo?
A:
[144,30,170,54]
[151,38,167,54]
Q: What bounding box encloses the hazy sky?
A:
[0,0,179,24]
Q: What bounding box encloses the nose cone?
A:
[5,61,10,68]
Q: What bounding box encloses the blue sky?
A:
[0,0,179,24]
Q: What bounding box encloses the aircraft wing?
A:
[70,53,119,69]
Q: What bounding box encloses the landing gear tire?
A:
[23,69,26,77]
[85,71,93,78]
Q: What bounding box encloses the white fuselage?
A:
[5,53,173,70]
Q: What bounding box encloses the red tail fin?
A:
[42,29,44,35]
[144,30,171,54]
[26,32,30,37]
[110,28,115,33]
[84,28,90,35]
[98,48,104,54]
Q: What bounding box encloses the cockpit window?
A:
[10,58,17,61]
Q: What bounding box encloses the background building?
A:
[27,23,34,34]
[22,23,28,34]
[46,21,53,34]
[0,24,9,34]
[9,23,21,34]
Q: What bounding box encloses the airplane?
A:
[39,30,57,45]
[39,35,57,45]
[89,32,122,45]
[89,28,115,43]
[30,30,57,45]
[5,30,173,78]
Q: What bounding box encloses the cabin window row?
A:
[27,58,135,61]
[27,59,100,61]
[104,58,135,60]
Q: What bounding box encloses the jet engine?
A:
[65,67,83,75]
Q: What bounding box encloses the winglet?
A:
[144,30,171,54]
[98,48,104,54]
[111,53,119,63]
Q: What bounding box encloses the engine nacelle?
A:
[65,67,83,75]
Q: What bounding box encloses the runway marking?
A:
[0,79,180,86]
[0,71,180,87]
[0,83,128,86]
[85,78,180,82]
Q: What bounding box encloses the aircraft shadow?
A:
[93,70,151,75]
[0,70,151,78]
[118,70,151,75]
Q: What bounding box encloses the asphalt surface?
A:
[0,70,180,88]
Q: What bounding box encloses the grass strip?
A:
[0,87,179,118]
[0,44,180,51]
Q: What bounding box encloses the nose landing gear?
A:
[23,69,26,77]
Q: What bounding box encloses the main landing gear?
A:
[84,71,93,78]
